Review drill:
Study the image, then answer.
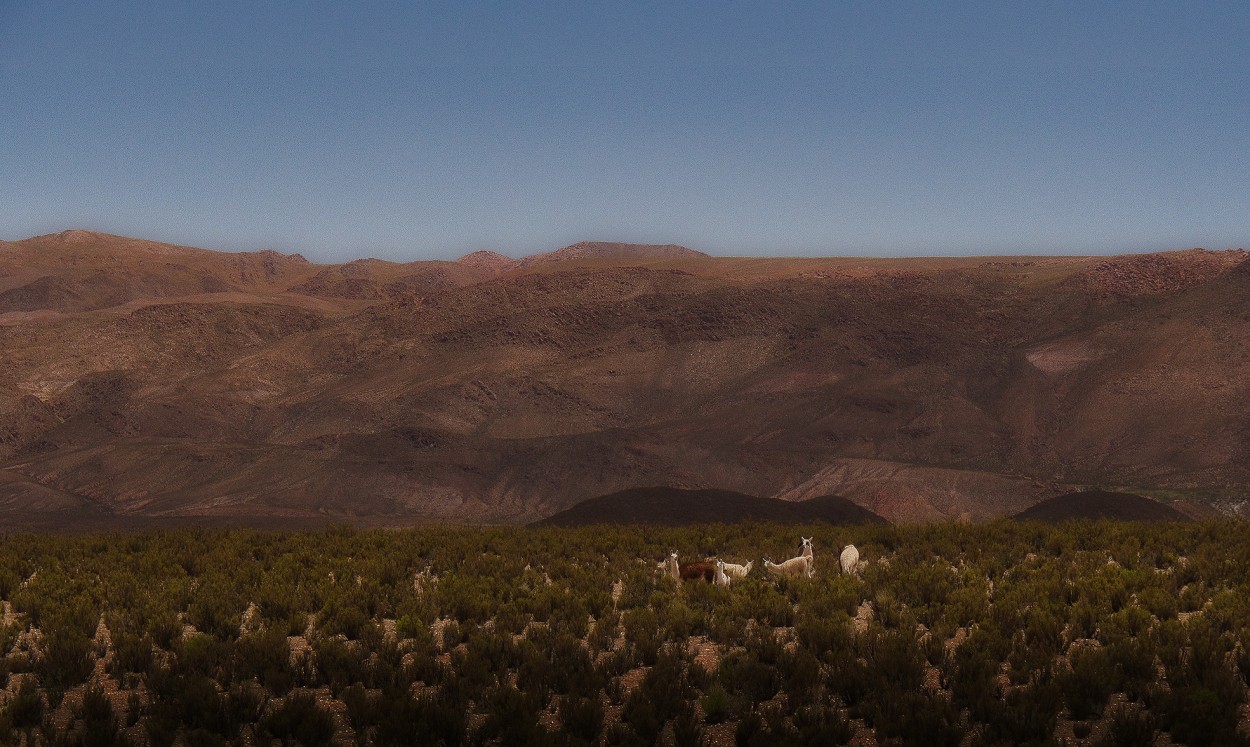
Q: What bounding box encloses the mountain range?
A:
[2,230,1247,528]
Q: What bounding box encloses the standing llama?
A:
[721,560,753,580]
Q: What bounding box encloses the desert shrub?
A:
[943,582,990,628]
[515,637,557,701]
[660,597,705,639]
[476,685,552,747]
[780,646,822,705]
[176,634,227,680]
[559,694,604,745]
[719,648,781,705]
[893,560,958,626]
[1106,634,1157,698]
[0,568,19,601]
[549,595,592,640]
[394,612,428,641]
[671,697,703,747]
[870,590,915,631]
[1098,605,1153,649]
[869,690,962,747]
[552,632,603,694]
[143,667,243,746]
[1179,581,1209,613]
[828,649,872,708]
[373,692,464,746]
[1059,646,1117,720]
[1092,707,1157,747]
[860,624,925,692]
[493,600,529,636]
[109,629,155,679]
[945,628,1007,723]
[796,610,853,662]
[792,704,854,745]
[620,646,692,744]
[1004,603,1064,685]
[1184,617,1236,687]
[701,683,733,724]
[974,679,1062,746]
[68,684,126,747]
[1136,586,1177,620]
[810,573,862,617]
[339,682,377,734]
[232,626,293,694]
[315,594,367,639]
[1155,685,1250,747]
[187,575,243,641]
[38,624,94,704]
[1,676,44,730]
[310,635,364,693]
[587,611,619,653]
[621,607,662,666]
[144,610,183,650]
[1068,598,1101,639]
[259,691,335,747]
[0,622,17,657]
[730,583,793,628]
[451,627,517,699]
[1208,588,1250,634]
[733,705,791,747]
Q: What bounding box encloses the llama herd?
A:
[657,537,859,585]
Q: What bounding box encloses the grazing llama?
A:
[763,554,812,580]
[840,544,860,574]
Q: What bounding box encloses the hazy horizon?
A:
[3,2,1247,262]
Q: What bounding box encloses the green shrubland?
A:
[1,520,1250,743]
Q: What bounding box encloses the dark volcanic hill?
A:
[2,230,1249,527]
[535,487,886,526]
[1014,491,1188,522]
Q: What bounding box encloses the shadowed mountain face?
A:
[2,230,1248,527]
[1014,491,1188,522]
[535,487,887,527]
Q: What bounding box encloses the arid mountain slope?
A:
[1,231,1247,526]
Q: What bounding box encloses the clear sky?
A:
[2,2,1247,262]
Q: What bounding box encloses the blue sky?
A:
[1,2,1247,261]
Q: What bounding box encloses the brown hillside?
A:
[2,231,1249,526]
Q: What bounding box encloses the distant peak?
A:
[47,229,114,243]
[458,249,512,262]
[250,248,310,263]
[520,241,709,267]
[456,250,514,269]
[558,241,707,258]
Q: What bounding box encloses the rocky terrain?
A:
[1,230,1249,527]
